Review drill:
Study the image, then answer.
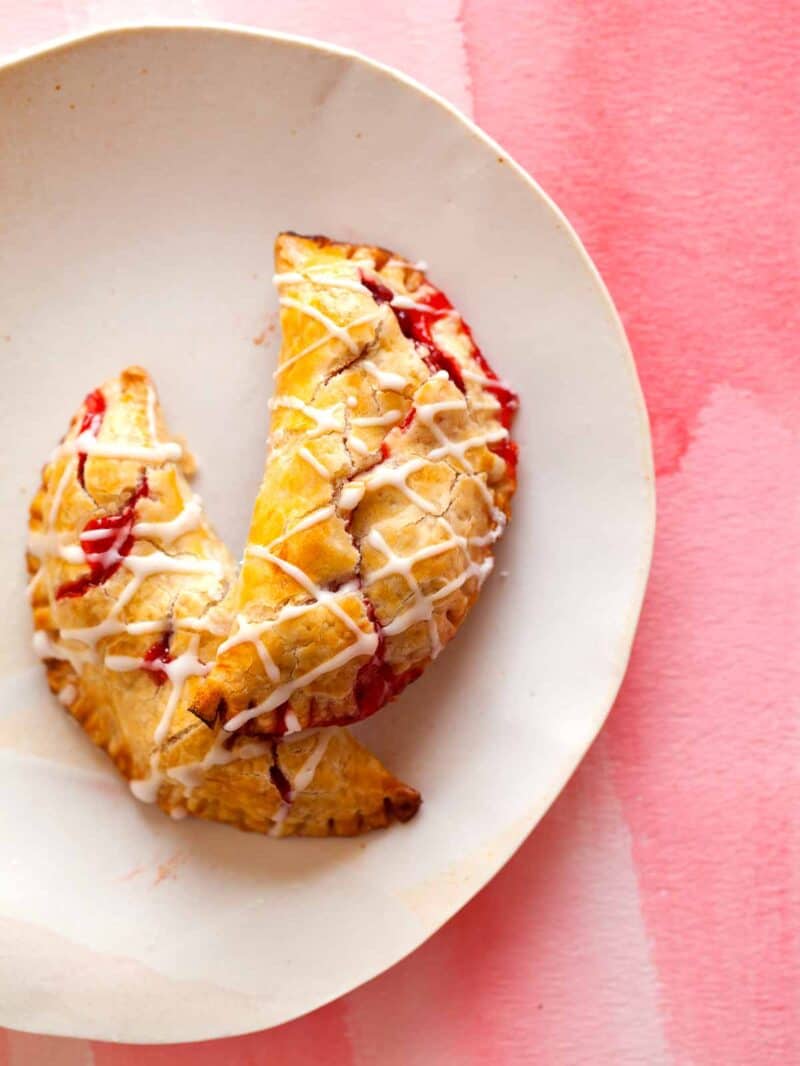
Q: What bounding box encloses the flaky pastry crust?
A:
[190,233,518,737]
[28,366,419,836]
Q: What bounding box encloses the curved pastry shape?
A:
[28,367,420,836]
[191,233,518,737]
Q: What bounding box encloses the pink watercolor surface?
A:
[1,2,797,1063]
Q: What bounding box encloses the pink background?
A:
[2,2,797,1063]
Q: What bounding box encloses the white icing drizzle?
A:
[33,250,513,829]
[284,709,302,733]
[273,270,366,294]
[473,474,509,530]
[133,494,203,543]
[103,636,210,747]
[298,446,330,479]
[273,308,379,378]
[153,637,209,745]
[214,253,510,740]
[279,296,362,355]
[145,385,159,439]
[269,730,332,836]
[218,613,282,682]
[348,435,370,457]
[351,411,402,429]
[53,434,182,465]
[412,394,501,474]
[258,505,335,553]
[383,554,493,639]
[129,771,163,804]
[33,628,86,675]
[366,529,443,657]
[427,427,508,467]
[58,683,77,706]
[268,801,290,836]
[225,627,375,732]
[26,568,44,601]
[271,396,345,437]
[461,367,515,396]
[48,457,75,528]
[103,634,210,802]
[28,530,86,565]
[471,398,502,414]
[32,384,231,809]
[127,635,219,803]
[166,730,268,792]
[361,458,436,513]
[273,274,380,379]
[384,256,428,271]
[55,551,222,665]
[387,293,435,312]
[338,482,365,512]
[361,360,407,392]
[224,548,377,732]
[340,383,509,653]
[293,730,332,792]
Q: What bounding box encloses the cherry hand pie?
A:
[27,233,517,838]
[191,233,518,737]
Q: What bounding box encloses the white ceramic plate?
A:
[0,24,654,1043]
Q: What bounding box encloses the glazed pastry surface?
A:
[191,233,518,737]
[28,367,420,836]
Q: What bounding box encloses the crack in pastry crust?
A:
[190,233,518,738]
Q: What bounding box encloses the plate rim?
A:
[0,21,656,1043]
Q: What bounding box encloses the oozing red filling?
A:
[362,269,518,432]
[363,268,519,474]
[397,406,416,432]
[270,704,290,736]
[56,477,149,599]
[418,289,519,473]
[141,631,173,685]
[382,407,416,461]
[359,270,394,305]
[490,439,519,473]
[76,389,106,489]
[269,744,293,802]
[394,294,467,394]
[361,270,466,392]
[354,598,423,719]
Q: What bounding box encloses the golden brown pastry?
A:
[191,233,518,737]
[28,367,420,836]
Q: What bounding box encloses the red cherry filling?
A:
[56,477,149,599]
[141,631,174,685]
[361,268,518,429]
[364,266,519,476]
[394,301,467,394]
[359,270,394,305]
[397,407,416,432]
[490,439,519,476]
[354,598,423,719]
[270,703,291,736]
[76,389,106,489]
[401,285,520,473]
[361,270,466,391]
[269,744,293,802]
[381,407,416,461]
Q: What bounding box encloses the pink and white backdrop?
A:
[1,2,797,1063]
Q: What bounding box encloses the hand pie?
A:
[190,233,518,737]
[28,367,420,836]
